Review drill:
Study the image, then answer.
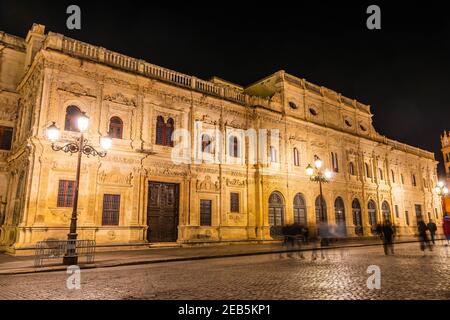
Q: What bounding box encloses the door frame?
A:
[146,181,180,242]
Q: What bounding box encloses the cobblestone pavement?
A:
[0,242,448,300]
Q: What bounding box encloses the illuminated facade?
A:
[440,131,450,215]
[0,24,443,254]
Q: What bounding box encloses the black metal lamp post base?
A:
[63,255,78,266]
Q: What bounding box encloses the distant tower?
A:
[440,131,450,214]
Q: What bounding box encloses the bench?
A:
[34,239,96,267]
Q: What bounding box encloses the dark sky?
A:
[1,1,449,176]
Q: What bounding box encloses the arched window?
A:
[156,116,165,145]
[315,195,327,223]
[229,136,239,157]
[166,118,174,147]
[64,106,81,132]
[349,162,355,176]
[269,191,285,236]
[293,148,300,167]
[334,197,346,226]
[412,174,417,187]
[368,200,377,228]
[270,146,277,163]
[382,201,391,222]
[293,193,307,225]
[201,134,212,153]
[352,199,363,236]
[365,163,371,178]
[109,116,123,139]
[391,170,395,183]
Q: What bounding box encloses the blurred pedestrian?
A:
[443,216,450,246]
[379,220,395,255]
[427,220,437,245]
[417,217,432,253]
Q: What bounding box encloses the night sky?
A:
[1,1,449,176]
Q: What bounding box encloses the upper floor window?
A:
[155,116,174,147]
[64,106,82,132]
[270,146,277,163]
[365,163,371,178]
[331,152,339,172]
[379,168,384,180]
[349,162,355,176]
[391,170,395,183]
[109,116,123,139]
[412,174,417,187]
[0,126,13,150]
[229,136,239,157]
[401,174,404,184]
[201,134,213,153]
[293,148,300,167]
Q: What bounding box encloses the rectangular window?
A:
[0,126,13,151]
[230,192,239,213]
[395,205,399,218]
[414,204,422,223]
[331,152,339,172]
[200,199,212,226]
[102,194,120,225]
[405,211,410,226]
[57,180,75,207]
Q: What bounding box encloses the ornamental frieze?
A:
[98,170,133,186]
[104,92,136,107]
[225,178,246,187]
[58,81,95,97]
[196,175,220,192]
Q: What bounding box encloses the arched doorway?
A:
[382,201,391,222]
[315,195,327,223]
[334,197,347,237]
[293,193,307,226]
[352,199,363,236]
[269,191,285,236]
[368,200,377,233]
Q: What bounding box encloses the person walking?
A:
[418,218,432,254]
[443,216,450,246]
[427,220,438,245]
[379,220,395,255]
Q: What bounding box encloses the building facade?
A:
[440,131,450,214]
[0,24,443,254]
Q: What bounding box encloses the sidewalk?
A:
[0,237,422,275]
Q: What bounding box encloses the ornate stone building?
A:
[0,24,443,254]
[440,131,450,214]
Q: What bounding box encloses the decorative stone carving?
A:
[104,92,136,107]
[59,81,94,97]
[226,178,246,187]
[98,170,133,185]
[196,175,220,192]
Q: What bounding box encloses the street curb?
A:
[0,239,434,276]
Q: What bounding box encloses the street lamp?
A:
[306,155,332,224]
[435,180,449,217]
[46,113,112,265]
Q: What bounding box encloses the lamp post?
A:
[46,113,112,265]
[434,181,449,218]
[306,155,332,224]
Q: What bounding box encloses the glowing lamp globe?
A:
[46,122,60,142]
[100,135,112,150]
[77,113,89,132]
